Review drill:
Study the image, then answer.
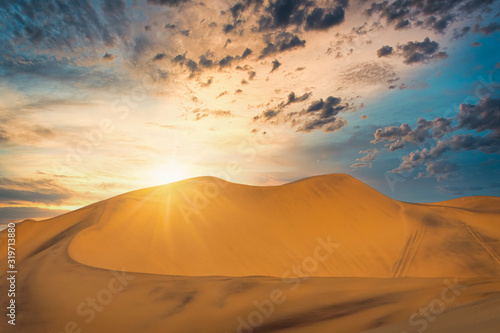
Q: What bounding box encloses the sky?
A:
[0,0,499,223]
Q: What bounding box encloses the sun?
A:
[153,162,190,185]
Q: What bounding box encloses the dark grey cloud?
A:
[377,45,393,57]
[298,116,347,133]
[421,160,459,181]
[457,97,500,137]
[295,95,349,133]
[223,23,236,33]
[199,54,215,68]
[394,18,411,30]
[259,32,306,58]
[254,109,282,121]
[379,97,500,179]
[173,48,255,76]
[241,48,253,59]
[103,52,116,61]
[473,22,500,35]
[171,54,199,76]
[286,91,311,104]
[253,90,311,122]
[365,0,496,34]
[397,37,448,65]
[218,55,234,68]
[0,177,72,205]
[256,0,347,31]
[373,117,453,144]
[270,59,281,72]
[305,7,345,30]
[153,53,167,61]
[452,26,471,40]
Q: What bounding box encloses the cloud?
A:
[241,48,253,59]
[452,26,471,40]
[437,182,500,195]
[296,96,349,133]
[457,97,500,137]
[377,45,393,57]
[201,77,214,87]
[0,177,73,205]
[103,53,117,61]
[259,32,306,58]
[372,117,453,144]
[223,23,236,33]
[256,0,347,32]
[0,206,69,223]
[286,92,311,104]
[153,53,167,61]
[270,59,281,72]
[365,0,497,34]
[340,61,397,86]
[253,91,311,122]
[357,148,380,162]
[380,97,500,179]
[420,160,459,181]
[253,92,348,133]
[305,7,345,30]
[298,116,347,133]
[216,91,229,99]
[473,22,500,35]
[0,0,132,55]
[397,37,448,65]
[350,162,372,168]
[190,108,236,121]
[386,139,405,151]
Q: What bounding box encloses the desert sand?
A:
[1,174,500,332]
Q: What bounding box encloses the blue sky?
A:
[0,0,499,222]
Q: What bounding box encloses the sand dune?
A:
[68,174,500,277]
[1,174,499,333]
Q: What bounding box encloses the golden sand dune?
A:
[1,174,500,333]
[68,174,500,277]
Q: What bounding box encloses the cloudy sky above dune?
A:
[0,0,499,221]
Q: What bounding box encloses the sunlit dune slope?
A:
[58,173,500,278]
